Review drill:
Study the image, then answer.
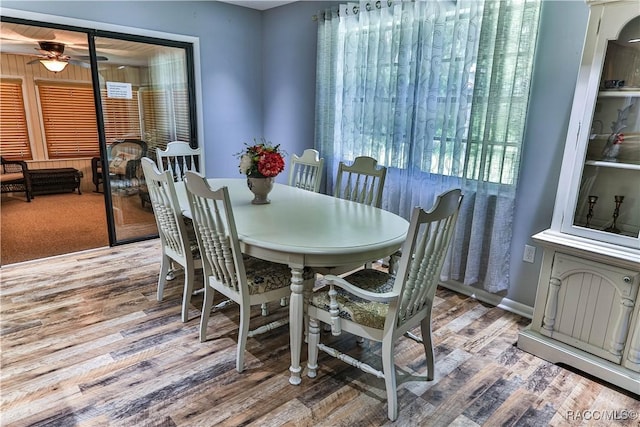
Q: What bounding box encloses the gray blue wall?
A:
[1,0,590,309]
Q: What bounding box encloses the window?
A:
[172,84,191,142]
[324,1,538,186]
[140,85,191,148]
[37,82,100,159]
[316,0,541,293]
[0,79,32,160]
[140,88,171,147]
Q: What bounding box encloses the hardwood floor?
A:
[1,240,638,426]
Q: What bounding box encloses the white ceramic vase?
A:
[247,176,274,204]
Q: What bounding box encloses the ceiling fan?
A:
[27,41,108,72]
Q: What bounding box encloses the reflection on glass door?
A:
[94,36,194,243]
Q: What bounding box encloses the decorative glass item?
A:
[247,177,274,204]
[601,104,632,162]
[604,195,624,234]
[585,195,598,228]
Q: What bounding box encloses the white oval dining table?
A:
[175,178,409,385]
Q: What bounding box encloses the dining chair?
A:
[307,188,463,421]
[141,157,202,323]
[183,171,315,372]
[334,156,387,208]
[156,141,201,182]
[322,156,388,275]
[287,148,324,192]
[284,148,324,307]
[153,141,202,279]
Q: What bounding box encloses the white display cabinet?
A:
[518,0,640,394]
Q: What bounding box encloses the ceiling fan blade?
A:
[27,58,42,65]
[68,59,91,69]
[75,55,109,61]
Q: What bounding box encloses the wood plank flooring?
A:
[1,240,638,426]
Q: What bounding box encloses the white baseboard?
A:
[439,280,534,319]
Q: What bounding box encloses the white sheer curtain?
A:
[145,49,190,148]
[315,0,541,293]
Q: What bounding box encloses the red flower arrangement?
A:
[237,138,286,178]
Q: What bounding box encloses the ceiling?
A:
[218,1,297,10]
[0,1,298,68]
[0,21,166,67]
[6,4,634,71]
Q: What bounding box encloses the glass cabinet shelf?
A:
[598,89,640,96]
[584,160,640,170]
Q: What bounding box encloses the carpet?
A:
[1,192,156,266]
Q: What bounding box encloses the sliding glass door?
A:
[0,13,200,253]
[91,34,196,244]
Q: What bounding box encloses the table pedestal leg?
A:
[289,266,305,385]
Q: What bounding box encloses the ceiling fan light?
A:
[40,59,68,73]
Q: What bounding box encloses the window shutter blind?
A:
[0,79,32,160]
[140,88,171,148]
[172,86,190,143]
[37,82,99,159]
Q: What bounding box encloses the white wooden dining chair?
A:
[156,141,201,182]
[307,188,463,421]
[322,156,388,276]
[155,141,202,281]
[334,156,387,208]
[287,148,324,192]
[141,157,202,323]
[183,171,315,372]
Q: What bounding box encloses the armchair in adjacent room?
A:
[91,139,147,193]
[0,156,32,202]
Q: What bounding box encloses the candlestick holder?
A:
[604,195,624,234]
[585,195,598,228]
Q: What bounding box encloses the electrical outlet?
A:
[523,244,536,263]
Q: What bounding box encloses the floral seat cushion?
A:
[310,269,395,329]
[240,255,315,295]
